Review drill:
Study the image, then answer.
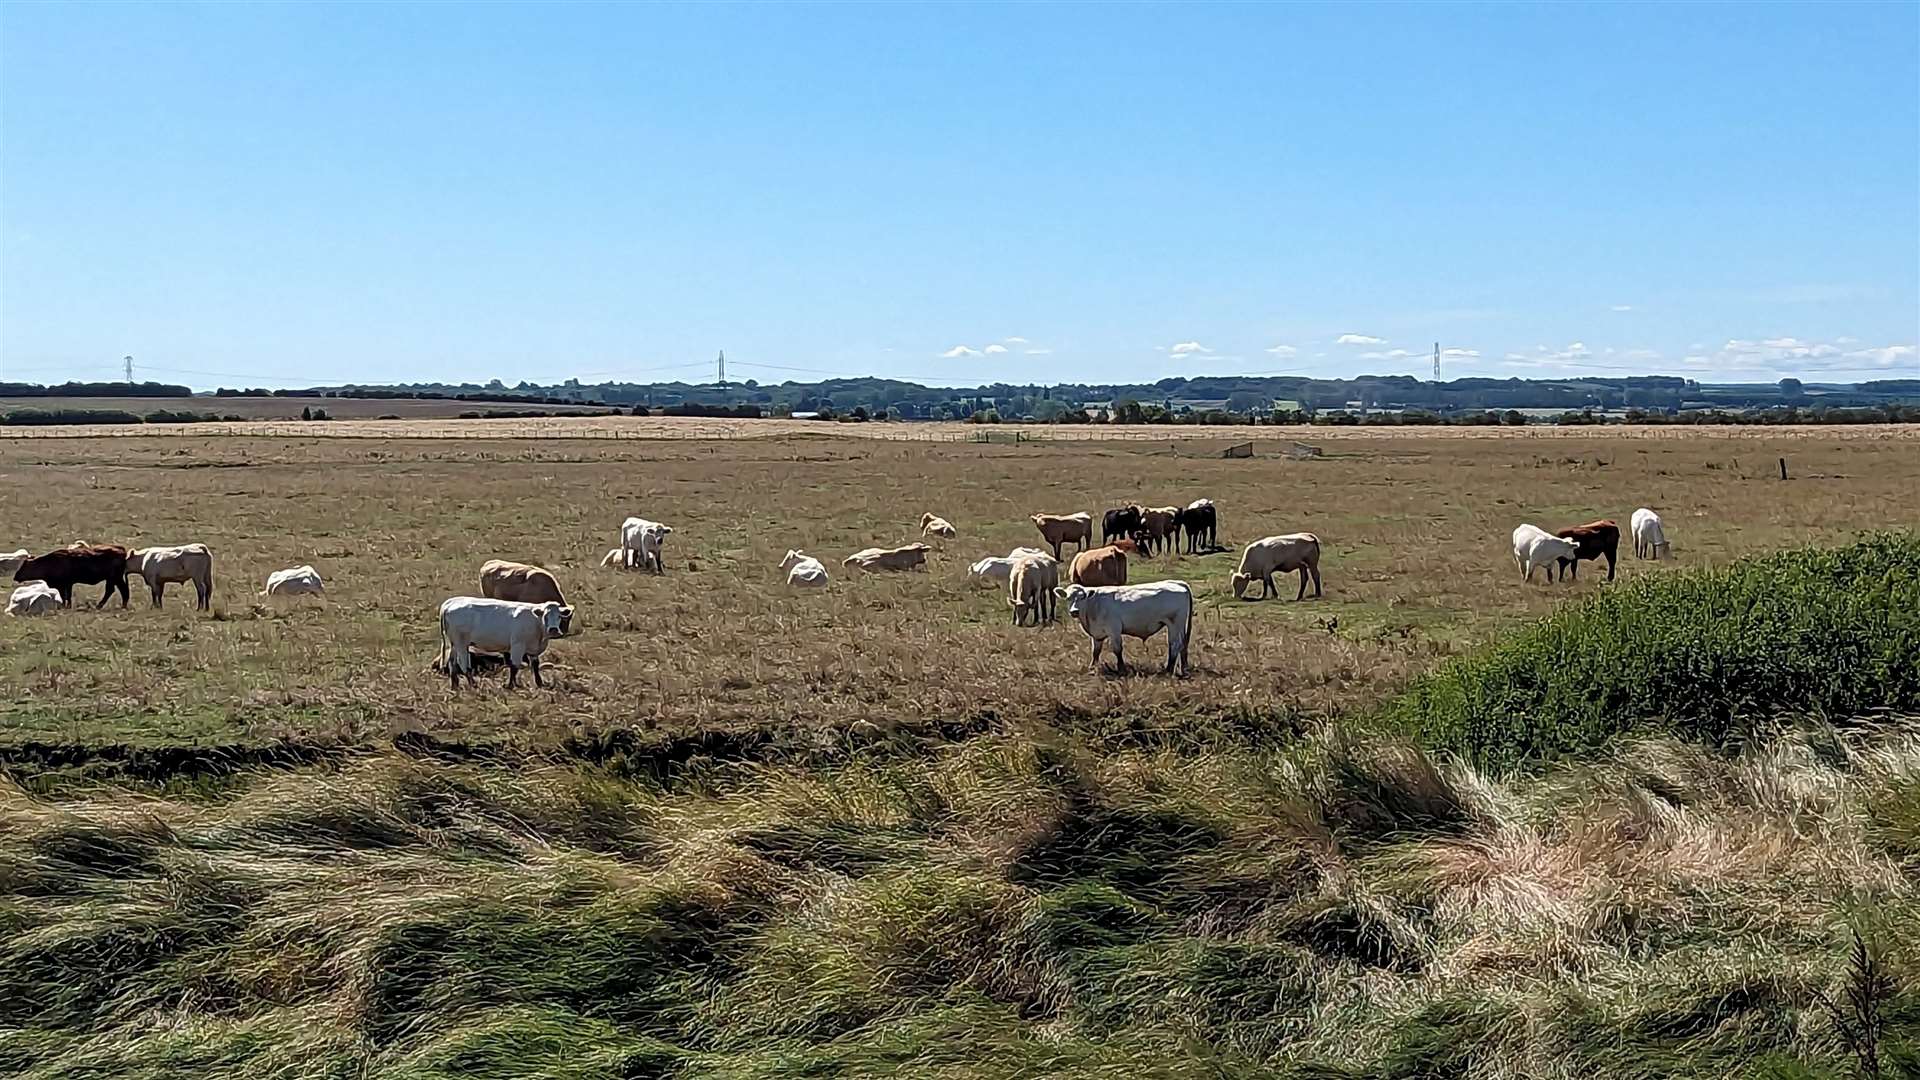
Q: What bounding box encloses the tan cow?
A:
[1068,543,1129,587]
[1230,533,1323,600]
[480,559,569,616]
[919,513,957,539]
[127,543,214,610]
[1029,512,1094,560]
[1008,553,1059,626]
[843,543,932,572]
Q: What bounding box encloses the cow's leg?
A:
[1604,553,1615,581]
[58,585,74,608]
[1112,637,1127,675]
[449,648,461,690]
[1088,637,1102,673]
[506,657,521,689]
[530,656,543,688]
[1297,568,1309,601]
[151,581,164,609]
[97,581,113,608]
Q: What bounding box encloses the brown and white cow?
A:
[1555,520,1620,581]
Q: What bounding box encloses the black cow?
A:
[1176,502,1218,553]
[13,543,131,608]
[1102,505,1144,546]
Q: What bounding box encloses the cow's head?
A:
[538,602,573,637]
[1230,572,1252,600]
[1053,584,1090,619]
[907,543,931,554]
[781,549,808,571]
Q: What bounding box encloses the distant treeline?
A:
[214,387,613,406]
[0,381,192,398]
[0,408,245,426]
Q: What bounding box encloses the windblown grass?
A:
[0,723,1915,1078]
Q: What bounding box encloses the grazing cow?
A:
[1554,519,1620,581]
[127,544,215,611]
[262,565,325,598]
[781,549,829,587]
[1029,513,1093,560]
[1102,505,1145,546]
[599,548,625,568]
[1512,524,1579,583]
[1631,508,1670,560]
[438,597,572,690]
[1138,506,1180,557]
[1068,544,1129,587]
[619,517,673,573]
[1054,580,1194,676]
[1175,499,1219,554]
[0,550,28,578]
[6,582,61,616]
[1230,533,1323,601]
[968,546,1058,586]
[919,513,957,539]
[480,560,569,629]
[843,543,932,572]
[1008,553,1059,626]
[12,544,129,609]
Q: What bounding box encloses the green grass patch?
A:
[1381,533,1920,768]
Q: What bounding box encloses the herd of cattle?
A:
[2,503,1673,685]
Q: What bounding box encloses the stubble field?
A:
[1,429,1911,762]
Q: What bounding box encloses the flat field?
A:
[1,428,1912,756]
[0,394,615,421]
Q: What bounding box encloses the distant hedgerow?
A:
[1383,533,1920,768]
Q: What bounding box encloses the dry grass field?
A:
[1,429,1914,759]
[2,430,1917,1079]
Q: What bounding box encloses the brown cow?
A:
[1555,520,1620,581]
[480,559,567,606]
[1029,512,1094,560]
[12,544,130,608]
[1139,506,1180,557]
[1068,543,1129,587]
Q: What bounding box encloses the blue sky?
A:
[2,2,1915,389]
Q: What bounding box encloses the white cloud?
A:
[1610,304,1635,312]
[1024,348,1054,356]
[1359,348,1418,361]
[1643,336,1915,375]
[1335,333,1385,346]
[1003,336,1029,344]
[1837,336,1861,345]
[983,344,1008,355]
[1441,347,1480,358]
[1169,341,1211,355]
[1264,344,1298,357]
[940,346,979,359]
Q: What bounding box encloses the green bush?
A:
[1382,533,1920,768]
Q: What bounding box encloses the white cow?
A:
[6,581,61,616]
[1631,508,1670,560]
[1054,580,1194,676]
[1512,524,1579,583]
[127,543,215,610]
[618,517,673,573]
[438,596,572,690]
[781,549,830,587]
[1008,553,1059,626]
[968,548,1052,586]
[261,565,325,598]
[843,543,931,572]
[0,550,29,578]
[920,513,958,539]
[1230,534,1322,601]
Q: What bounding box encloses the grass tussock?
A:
[1384,533,1920,768]
[1,720,1916,1078]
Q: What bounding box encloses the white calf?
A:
[6,582,61,616]
[781,549,830,587]
[262,565,325,598]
